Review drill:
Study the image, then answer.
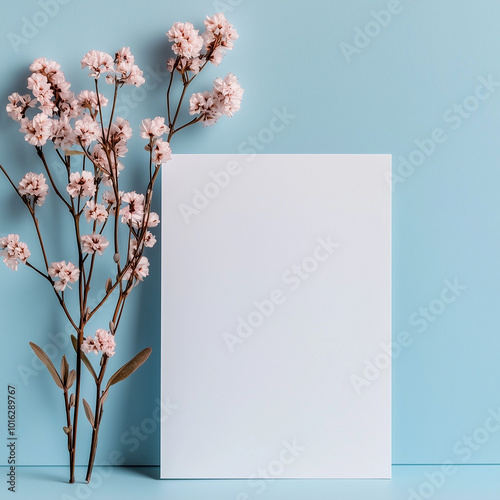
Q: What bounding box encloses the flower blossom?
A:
[110,47,145,87]
[66,171,96,198]
[123,255,150,282]
[167,56,202,75]
[81,50,114,79]
[81,328,116,357]
[102,189,123,208]
[203,13,239,65]
[139,117,168,140]
[144,231,157,248]
[29,57,61,80]
[88,143,124,185]
[51,117,77,150]
[213,73,244,117]
[85,200,108,223]
[152,139,171,165]
[188,91,222,127]
[107,117,133,157]
[81,234,109,255]
[48,261,80,291]
[167,21,204,59]
[27,73,54,113]
[77,90,108,114]
[120,191,145,227]
[6,93,35,121]
[0,234,30,271]
[18,172,49,206]
[74,115,101,148]
[20,112,53,146]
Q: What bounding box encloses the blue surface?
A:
[2,465,500,500]
[0,0,500,490]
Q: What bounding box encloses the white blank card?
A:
[161,154,391,479]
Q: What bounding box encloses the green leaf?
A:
[29,342,63,389]
[60,355,69,386]
[71,335,97,381]
[105,347,152,391]
[82,398,95,429]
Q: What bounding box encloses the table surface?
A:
[3,465,500,500]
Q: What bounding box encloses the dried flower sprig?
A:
[0,12,242,484]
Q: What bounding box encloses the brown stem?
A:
[171,116,201,138]
[36,148,72,211]
[70,326,83,483]
[86,354,109,482]
[63,389,74,483]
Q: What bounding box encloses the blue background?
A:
[1,0,500,497]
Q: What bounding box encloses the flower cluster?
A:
[167,13,239,72]
[48,261,80,292]
[18,172,49,206]
[139,116,171,165]
[81,329,116,357]
[6,50,145,154]
[165,14,243,128]
[189,72,243,126]
[0,234,30,271]
[0,15,242,484]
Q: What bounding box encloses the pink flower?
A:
[111,47,145,86]
[48,261,80,291]
[74,115,101,148]
[6,93,36,121]
[66,171,96,198]
[167,57,177,73]
[139,117,168,140]
[85,200,108,223]
[81,336,100,355]
[114,46,134,76]
[51,117,77,150]
[77,90,108,113]
[27,73,54,112]
[109,117,133,143]
[120,191,145,227]
[0,234,30,271]
[203,13,239,54]
[188,91,221,127]
[146,211,160,228]
[208,46,225,66]
[29,57,61,78]
[81,329,116,357]
[152,139,171,165]
[95,329,116,356]
[81,234,109,255]
[18,172,49,206]
[167,21,204,59]
[144,231,157,248]
[20,113,53,146]
[168,57,202,75]
[58,98,79,119]
[123,256,150,282]
[81,50,114,79]
[102,189,123,207]
[213,73,243,117]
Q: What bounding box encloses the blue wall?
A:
[1,0,500,467]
